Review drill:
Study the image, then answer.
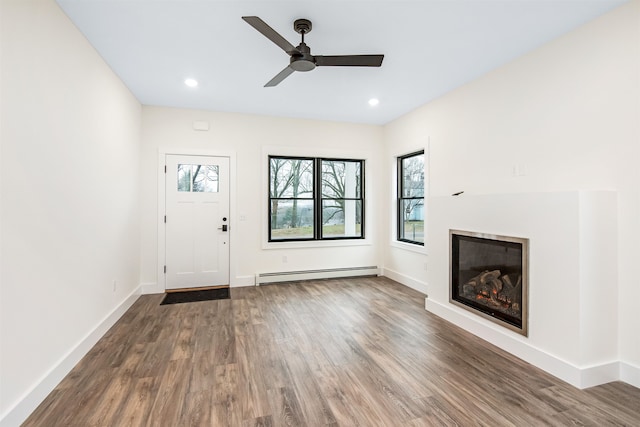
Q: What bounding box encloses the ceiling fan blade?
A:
[265,66,295,87]
[315,55,384,67]
[242,16,298,55]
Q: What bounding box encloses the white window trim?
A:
[390,140,429,254]
[262,145,373,250]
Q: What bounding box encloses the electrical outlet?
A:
[423,262,428,271]
[112,280,117,292]
[282,255,288,263]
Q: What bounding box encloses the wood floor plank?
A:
[188,351,217,394]
[146,358,191,426]
[86,365,135,425]
[48,367,117,426]
[584,382,640,422]
[211,363,242,427]
[180,389,213,426]
[112,376,158,427]
[276,339,337,425]
[407,396,470,427]
[317,365,399,426]
[22,276,640,427]
[234,331,271,420]
[243,415,274,427]
[170,313,197,360]
[267,386,307,427]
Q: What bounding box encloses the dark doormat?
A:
[160,287,230,305]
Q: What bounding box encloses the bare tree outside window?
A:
[321,160,362,238]
[269,157,314,239]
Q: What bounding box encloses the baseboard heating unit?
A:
[255,266,379,285]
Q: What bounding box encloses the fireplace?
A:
[450,229,529,336]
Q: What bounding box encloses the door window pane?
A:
[177,164,192,192]
[178,164,219,193]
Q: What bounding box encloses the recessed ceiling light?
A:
[184,78,198,88]
[368,98,380,107]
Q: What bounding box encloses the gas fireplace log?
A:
[463,270,504,303]
[480,270,503,293]
[502,274,513,289]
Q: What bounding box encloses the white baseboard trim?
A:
[0,287,142,427]
[579,362,621,389]
[381,267,428,295]
[140,281,163,294]
[620,362,640,389]
[425,298,629,389]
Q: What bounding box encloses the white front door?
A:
[165,154,230,290]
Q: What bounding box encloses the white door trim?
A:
[157,148,237,291]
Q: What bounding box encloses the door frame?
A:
[157,148,236,291]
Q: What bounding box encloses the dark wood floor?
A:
[24,276,640,426]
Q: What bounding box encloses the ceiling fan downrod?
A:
[291,19,315,72]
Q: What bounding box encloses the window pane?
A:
[402,155,424,197]
[178,164,219,193]
[270,158,313,198]
[193,165,219,193]
[322,160,361,198]
[400,199,424,243]
[322,200,362,238]
[177,164,192,192]
[270,199,314,240]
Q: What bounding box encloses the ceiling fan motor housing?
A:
[290,42,316,71]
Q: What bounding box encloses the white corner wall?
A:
[380,129,428,294]
[426,191,618,388]
[0,0,142,425]
[140,106,384,291]
[383,0,639,387]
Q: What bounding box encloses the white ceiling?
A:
[56,0,626,125]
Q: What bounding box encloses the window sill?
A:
[263,238,372,250]
[390,240,427,255]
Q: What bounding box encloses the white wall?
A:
[381,128,428,293]
[0,0,142,424]
[427,191,619,388]
[140,106,384,290]
[383,0,639,385]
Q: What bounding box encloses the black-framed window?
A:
[398,151,425,245]
[269,156,364,241]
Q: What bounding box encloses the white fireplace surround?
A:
[426,191,624,389]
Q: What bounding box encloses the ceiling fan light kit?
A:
[242,16,384,87]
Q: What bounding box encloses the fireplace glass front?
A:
[450,230,529,336]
